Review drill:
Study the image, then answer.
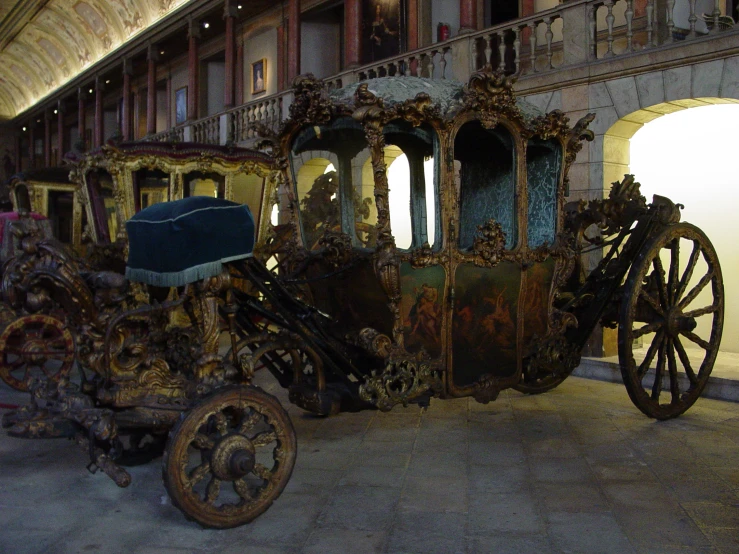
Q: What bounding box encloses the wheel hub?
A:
[210,433,255,481]
[21,339,48,365]
[665,308,696,338]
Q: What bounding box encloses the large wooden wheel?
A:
[618,223,723,420]
[0,314,75,391]
[162,385,296,528]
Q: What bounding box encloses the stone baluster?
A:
[688,0,697,38]
[666,0,675,43]
[513,26,521,74]
[471,38,479,71]
[498,31,507,71]
[415,54,423,77]
[625,0,634,52]
[528,21,538,73]
[439,48,447,79]
[427,50,436,79]
[545,17,554,69]
[604,1,615,57]
[484,34,493,69]
[711,0,721,33]
[588,5,598,59]
[646,0,655,47]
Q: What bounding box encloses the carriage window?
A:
[86,170,116,242]
[134,168,169,211]
[290,119,376,250]
[47,190,74,243]
[384,121,438,251]
[184,171,225,199]
[527,138,562,248]
[232,172,266,227]
[14,184,31,212]
[455,121,516,250]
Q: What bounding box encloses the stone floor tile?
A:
[301,529,387,554]
[703,526,739,554]
[536,482,612,513]
[318,486,401,531]
[387,512,467,554]
[338,463,406,488]
[614,508,713,550]
[530,457,596,483]
[468,464,529,494]
[468,534,555,554]
[681,502,739,529]
[547,512,636,554]
[468,491,545,534]
[399,476,468,514]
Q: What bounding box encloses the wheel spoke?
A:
[681,330,710,351]
[191,433,215,450]
[638,289,665,317]
[673,336,698,386]
[668,239,680,304]
[678,271,714,311]
[252,463,273,482]
[233,478,252,501]
[682,305,719,319]
[675,241,700,302]
[205,477,221,503]
[251,431,277,448]
[213,412,229,436]
[633,320,663,340]
[638,330,665,379]
[187,461,211,487]
[652,256,668,308]
[666,338,680,404]
[238,409,263,434]
[651,339,667,401]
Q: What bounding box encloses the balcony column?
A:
[122,58,133,140]
[407,0,418,50]
[224,1,237,108]
[147,45,159,136]
[28,122,35,168]
[459,0,478,34]
[287,0,301,83]
[236,37,244,104]
[57,100,65,162]
[77,87,85,147]
[15,135,21,172]
[187,19,201,121]
[166,74,172,129]
[94,77,104,148]
[277,24,285,91]
[44,110,52,167]
[345,0,362,68]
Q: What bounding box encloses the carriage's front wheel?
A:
[619,223,723,420]
[163,385,296,528]
[0,314,75,392]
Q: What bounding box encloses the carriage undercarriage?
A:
[0,71,724,529]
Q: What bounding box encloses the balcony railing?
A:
[137,0,736,150]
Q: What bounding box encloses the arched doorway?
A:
[628,104,739,353]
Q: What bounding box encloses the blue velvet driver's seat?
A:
[125,196,255,287]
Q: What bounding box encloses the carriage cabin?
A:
[275,72,587,401]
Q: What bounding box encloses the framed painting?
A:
[363,0,405,64]
[175,86,187,125]
[251,59,266,95]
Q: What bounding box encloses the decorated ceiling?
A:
[0,0,191,121]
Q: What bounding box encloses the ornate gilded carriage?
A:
[0,72,724,530]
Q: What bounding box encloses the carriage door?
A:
[385,122,444,360]
[450,121,520,390]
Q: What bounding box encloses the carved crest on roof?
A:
[463,70,522,129]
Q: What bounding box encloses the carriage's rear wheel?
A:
[619,223,723,420]
[0,314,75,391]
[163,385,296,528]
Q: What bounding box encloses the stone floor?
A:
[2,374,739,554]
